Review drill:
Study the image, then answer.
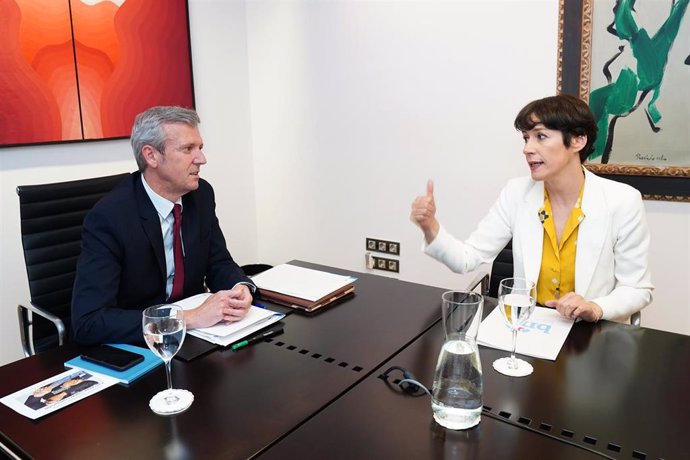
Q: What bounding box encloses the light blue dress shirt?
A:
[141,176,181,298]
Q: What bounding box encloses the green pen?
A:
[231,327,284,351]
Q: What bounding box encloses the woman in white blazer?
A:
[411,95,652,323]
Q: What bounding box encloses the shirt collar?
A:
[538,178,586,225]
[141,175,182,219]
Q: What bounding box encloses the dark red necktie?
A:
[169,204,185,302]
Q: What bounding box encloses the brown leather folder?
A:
[259,284,355,313]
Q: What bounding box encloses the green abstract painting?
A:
[589,0,689,165]
[559,0,690,202]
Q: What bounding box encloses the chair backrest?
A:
[241,264,273,277]
[16,173,128,354]
[488,240,513,298]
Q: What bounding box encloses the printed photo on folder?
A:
[0,369,118,420]
[251,264,357,312]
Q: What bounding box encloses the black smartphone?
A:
[80,345,144,371]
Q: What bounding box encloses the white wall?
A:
[245,0,690,334]
[1,0,688,366]
[0,0,256,365]
[247,0,544,271]
[644,201,690,333]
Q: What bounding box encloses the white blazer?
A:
[425,169,653,322]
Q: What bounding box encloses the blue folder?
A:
[64,343,162,385]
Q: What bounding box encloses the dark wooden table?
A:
[2,261,688,459]
[262,304,690,460]
[274,261,445,370]
[0,261,447,459]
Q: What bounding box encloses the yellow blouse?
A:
[536,185,585,306]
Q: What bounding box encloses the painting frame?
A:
[557,0,690,202]
[0,0,195,149]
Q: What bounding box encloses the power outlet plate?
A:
[371,255,399,273]
[366,238,400,255]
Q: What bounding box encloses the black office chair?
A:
[469,240,513,298]
[469,240,641,326]
[16,173,128,356]
[241,264,273,277]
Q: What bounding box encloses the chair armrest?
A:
[467,272,490,295]
[630,311,641,327]
[17,303,66,357]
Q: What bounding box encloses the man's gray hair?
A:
[130,106,200,171]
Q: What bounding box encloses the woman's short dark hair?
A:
[514,94,598,163]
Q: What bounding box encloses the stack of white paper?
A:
[477,306,575,361]
[174,293,285,347]
[251,264,356,302]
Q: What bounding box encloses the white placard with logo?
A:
[477,306,575,361]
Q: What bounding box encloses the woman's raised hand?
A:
[410,179,440,244]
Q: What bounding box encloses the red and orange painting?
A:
[0,0,194,147]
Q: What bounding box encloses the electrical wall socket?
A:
[371,255,399,273]
[366,238,400,255]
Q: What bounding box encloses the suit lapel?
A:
[135,177,167,278]
[519,180,544,284]
[575,170,608,295]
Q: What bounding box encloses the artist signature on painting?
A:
[635,153,668,162]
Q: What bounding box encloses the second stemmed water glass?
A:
[142,304,194,415]
[492,278,536,377]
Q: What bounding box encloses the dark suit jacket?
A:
[24,395,46,410]
[72,172,253,345]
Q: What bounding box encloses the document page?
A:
[175,293,285,346]
[251,264,356,302]
[477,306,575,360]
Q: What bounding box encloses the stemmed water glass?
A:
[142,304,193,414]
[492,278,536,377]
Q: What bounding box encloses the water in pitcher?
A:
[431,339,483,430]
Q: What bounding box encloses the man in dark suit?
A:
[72,106,255,345]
